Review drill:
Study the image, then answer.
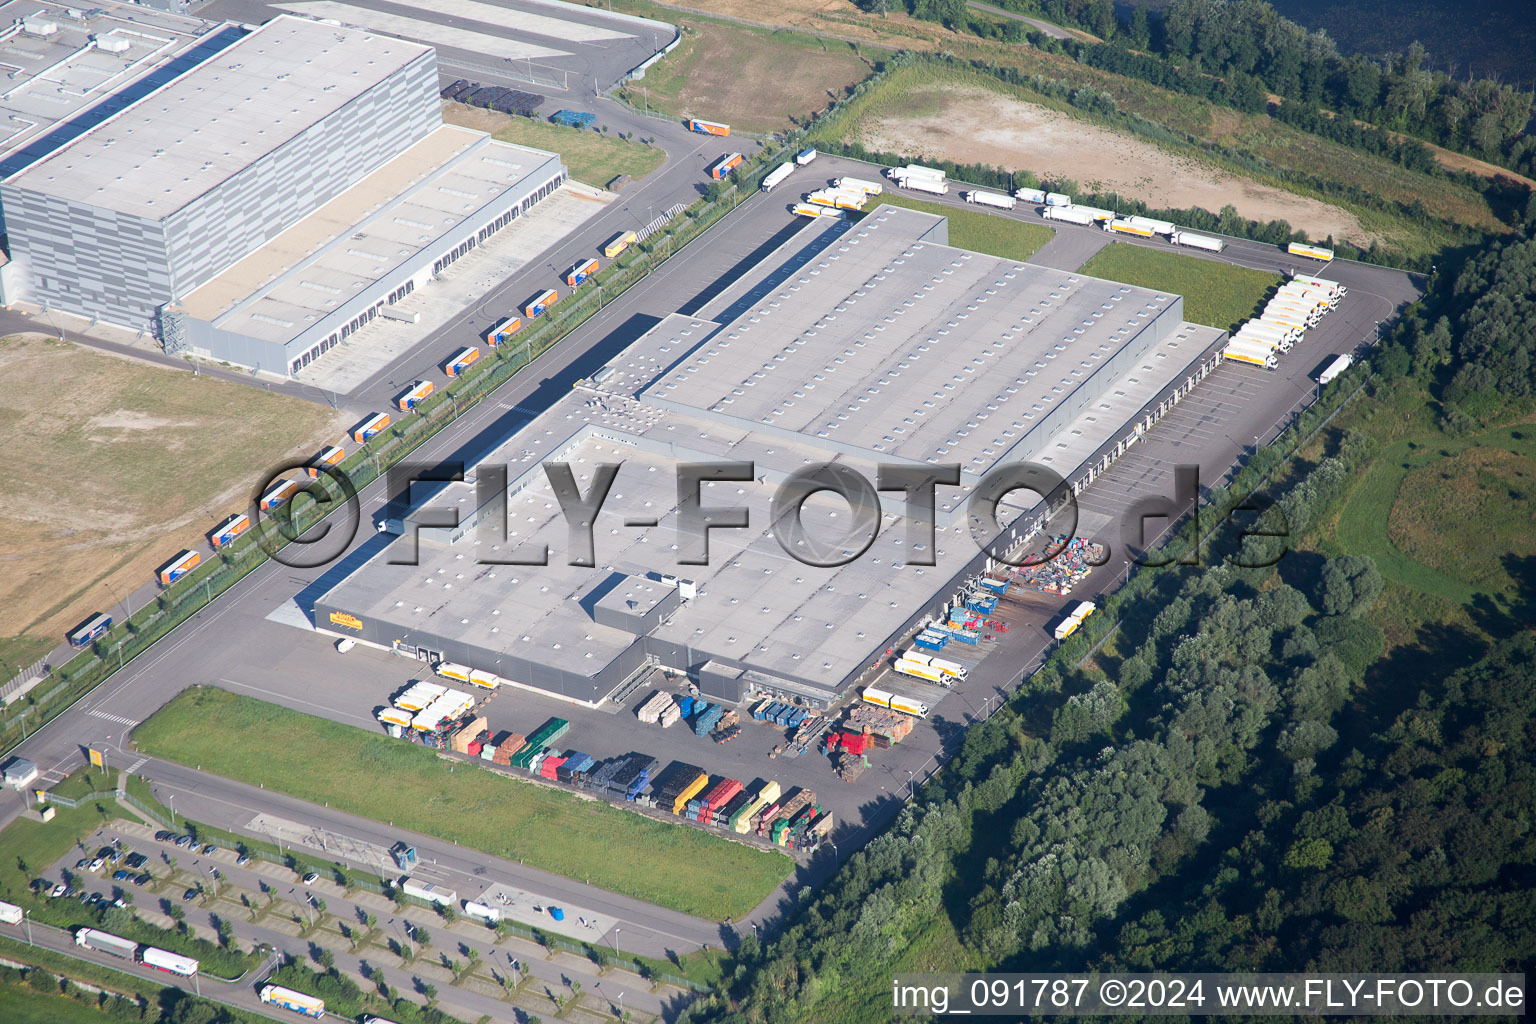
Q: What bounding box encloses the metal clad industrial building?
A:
[314,207,1224,708]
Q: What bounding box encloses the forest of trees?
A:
[866,0,1536,174]
[676,200,1536,1024]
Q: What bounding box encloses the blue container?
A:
[550,907,564,921]
[678,696,694,718]
[914,634,946,651]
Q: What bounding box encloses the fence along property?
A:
[0,142,778,759]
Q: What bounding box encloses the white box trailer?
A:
[141,946,199,976]
[860,686,929,719]
[760,162,794,192]
[1014,186,1047,203]
[1173,230,1224,252]
[834,176,883,195]
[888,163,945,183]
[400,878,457,906]
[1292,273,1344,297]
[1042,205,1099,226]
[0,900,22,925]
[1044,191,1072,206]
[964,189,1016,210]
[1127,215,1176,236]
[894,658,945,684]
[898,650,967,679]
[1233,330,1284,353]
[900,177,948,195]
[1317,353,1354,385]
[1243,319,1300,343]
[1223,338,1280,369]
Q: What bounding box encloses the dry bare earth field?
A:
[0,335,341,665]
[855,81,1373,244]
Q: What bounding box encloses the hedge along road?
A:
[132,688,793,921]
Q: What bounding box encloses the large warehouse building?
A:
[0,5,566,375]
[314,207,1225,708]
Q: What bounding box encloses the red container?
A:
[467,741,482,757]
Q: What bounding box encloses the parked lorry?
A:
[899,176,947,195]
[1173,230,1224,253]
[710,153,743,179]
[1317,353,1354,385]
[260,478,300,511]
[1108,217,1155,238]
[1292,273,1345,297]
[76,928,136,959]
[157,549,200,586]
[524,290,558,318]
[900,651,968,680]
[565,258,599,287]
[860,686,929,719]
[400,878,457,906]
[259,985,325,1018]
[687,118,731,136]
[352,412,390,443]
[140,947,198,976]
[1127,215,1177,236]
[964,189,1015,210]
[1042,206,1098,226]
[396,380,434,411]
[307,446,345,476]
[1222,338,1280,370]
[792,203,844,219]
[1044,191,1072,206]
[1053,600,1097,640]
[894,658,944,683]
[1287,241,1334,261]
[444,346,480,377]
[761,162,794,192]
[487,316,522,346]
[834,176,883,196]
[807,188,864,210]
[603,230,636,258]
[210,513,250,548]
[1014,186,1048,203]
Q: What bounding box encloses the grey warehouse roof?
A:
[5,14,431,217]
[0,0,222,176]
[319,207,1222,693]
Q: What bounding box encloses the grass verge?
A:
[132,688,793,920]
[1077,242,1281,330]
[863,195,1053,262]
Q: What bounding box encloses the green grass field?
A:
[863,195,1053,262]
[441,102,665,187]
[0,980,118,1024]
[132,688,793,920]
[1077,243,1281,330]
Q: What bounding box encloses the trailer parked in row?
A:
[1042,205,1099,226]
[1014,186,1047,203]
[486,316,522,346]
[1108,218,1155,238]
[157,550,200,586]
[1287,241,1334,261]
[710,153,744,179]
[352,412,390,443]
[76,927,136,959]
[67,613,113,648]
[140,947,198,977]
[860,686,929,719]
[602,230,636,258]
[1292,273,1344,297]
[1223,338,1280,370]
[834,176,883,196]
[396,380,434,411]
[260,479,299,511]
[687,118,731,136]
[565,258,599,287]
[210,513,250,548]
[1173,230,1224,252]
[524,290,558,319]
[964,189,1015,210]
[307,446,345,476]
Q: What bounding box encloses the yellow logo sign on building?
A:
[330,612,364,631]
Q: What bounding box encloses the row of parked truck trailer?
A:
[1222,274,1348,371]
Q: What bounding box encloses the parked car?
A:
[175,836,193,849]
[235,854,251,867]
[201,844,218,856]
[182,887,200,902]
[96,846,115,860]
[124,853,147,869]
[88,857,105,872]
[50,883,67,898]
[133,873,151,886]
[75,859,90,871]
[154,831,173,842]
[302,873,318,886]
[113,870,130,882]
[86,892,104,906]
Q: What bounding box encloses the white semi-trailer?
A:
[1317,353,1354,385]
[760,162,794,192]
[834,176,884,195]
[1127,215,1177,236]
[1223,338,1280,369]
[1042,205,1098,226]
[964,190,1016,210]
[76,928,136,959]
[1172,230,1224,252]
[1014,186,1047,203]
[1292,273,1344,297]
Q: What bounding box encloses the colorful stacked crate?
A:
[717,790,752,828]
[693,704,725,737]
[492,733,526,766]
[672,771,710,815]
[540,755,566,780]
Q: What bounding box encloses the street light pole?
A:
[24,909,32,945]
[612,926,619,957]
[169,795,175,829]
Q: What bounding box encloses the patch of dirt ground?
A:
[857,84,1375,244]
[0,334,345,646]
